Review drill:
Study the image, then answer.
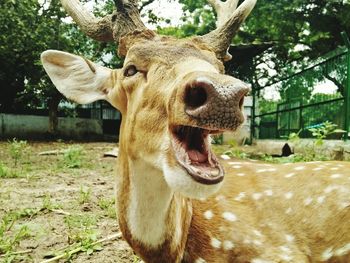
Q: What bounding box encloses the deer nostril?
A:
[184,85,208,109]
[239,96,245,110]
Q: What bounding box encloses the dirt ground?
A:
[0,141,138,263]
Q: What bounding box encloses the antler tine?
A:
[199,0,257,62]
[207,0,240,27]
[60,0,114,42]
[61,0,147,43]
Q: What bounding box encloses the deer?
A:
[40,0,350,262]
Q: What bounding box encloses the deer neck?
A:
[116,154,192,262]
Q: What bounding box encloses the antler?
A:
[61,0,256,62]
[199,0,257,61]
[60,0,146,42]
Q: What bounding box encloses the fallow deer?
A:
[41,0,350,262]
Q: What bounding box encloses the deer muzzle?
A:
[183,77,250,131]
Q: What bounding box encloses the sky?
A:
[85,0,184,28]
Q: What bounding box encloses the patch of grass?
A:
[8,139,28,167]
[78,186,91,205]
[0,163,20,179]
[47,213,99,260]
[0,211,35,262]
[41,194,62,212]
[98,198,116,219]
[62,214,102,257]
[60,145,84,169]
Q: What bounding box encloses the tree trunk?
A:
[48,95,61,137]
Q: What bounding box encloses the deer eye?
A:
[124,65,138,77]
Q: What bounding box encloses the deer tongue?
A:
[188,149,208,163]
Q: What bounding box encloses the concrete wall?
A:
[0,114,103,140]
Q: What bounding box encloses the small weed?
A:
[64,214,97,230]
[0,211,35,262]
[8,139,28,167]
[0,163,22,179]
[308,121,345,146]
[64,214,100,256]
[42,194,62,212]
[60,146,84,169]
[98,198,116,218]
[78,186,91,205]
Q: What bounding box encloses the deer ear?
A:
[41,50,115,104]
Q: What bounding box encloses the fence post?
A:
[341,32,350,141]
[250,87,256,144]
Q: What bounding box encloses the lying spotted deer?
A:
[41,0,350,262]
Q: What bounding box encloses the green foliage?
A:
[8,139,27,167]
[98,198,116,219]
[0,163,20,179]
[0,209,38,262]
[308,121,346,146]
[42,194,62,212]
[61,146,84,169]
[78,186,91,205]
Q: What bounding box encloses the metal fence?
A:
[251,42,350,141]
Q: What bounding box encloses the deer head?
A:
[41,0,256,199]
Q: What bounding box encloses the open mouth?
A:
[170,125,224,185]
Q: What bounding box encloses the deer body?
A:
[117,150,350,263]
[41,0,350,262]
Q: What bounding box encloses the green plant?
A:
[0,163,21,179]
[78,186,91,205]
[42,194,62,212]
[211,134,223,145]
[0,211,34,262]
[308,121,346,146]
[8,139,27,167]
[98,198,116,219]
[61,146,84,169]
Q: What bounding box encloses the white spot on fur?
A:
[294,166,305,171]
[232,165,242,169]
[324,185,339,194]
[330,167,339,171]
[222,212,237,222]
[285,173,295,178]
[303,197,313,206]
[234,192,246,201]
[284,192,294,199]
[280,246,291,253]
[285,207,293,214]
[204,210,213,220]
[243,239,252,244]
[221,154,230,160]
[330,174,343,179]
[253,240,262,246]
[317,196,326,204]
[313,167,324,171]
[286,234,295,242]
[334,243,350,256]
[321,247,333,261]
[211,237,221,249]
[252,193,263,200]
[215,195,225,201]
[280,254,293,261]
[237,173,246,177]
[256,169,267,173]
[253,230,263,237]
[264,190,273,196]
[223,240,235,250]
